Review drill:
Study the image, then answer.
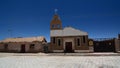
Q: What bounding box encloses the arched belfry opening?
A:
[50,9,62,30]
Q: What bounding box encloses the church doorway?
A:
[65,42,73,53]
[20,44,25,53]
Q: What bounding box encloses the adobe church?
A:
[50,12,93,53]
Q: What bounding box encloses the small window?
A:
[57,24,60,28]
[83,36,86,43]
[30,44,35,49]
[52,25,55,28]
[53,37,56,44]
[57,39,61,46]
[77,38,80,46]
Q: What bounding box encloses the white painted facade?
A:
[51,27,88,37]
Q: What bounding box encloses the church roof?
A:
[51,27,88,37]
[0,36,46,43]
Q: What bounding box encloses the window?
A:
[77,38,80,46]
[51,24,61,29]
[57,39,61,46]
[57,24,60,28]
[30,44,35,49]
[53,37,56,44]
[83,36,86,43]
[52,25,55,28]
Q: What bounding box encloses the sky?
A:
[0,0,120,42]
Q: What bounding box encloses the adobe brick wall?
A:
[50,35,89,52]
[0,42,44,53]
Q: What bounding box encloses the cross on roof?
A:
[55,9,58,14]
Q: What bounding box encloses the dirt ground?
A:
[0,53,120,68]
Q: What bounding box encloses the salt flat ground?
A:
[0,55,120,68]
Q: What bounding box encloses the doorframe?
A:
[65,42,73,52]
[63,38,75,51]
[20,44,26,53]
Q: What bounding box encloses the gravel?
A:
[0,56,120,68]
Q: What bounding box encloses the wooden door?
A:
[20,44,25,53]
[65,42,73,53]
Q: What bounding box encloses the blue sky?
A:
[0,0,120,42]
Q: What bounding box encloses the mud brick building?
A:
[0,36,47,53]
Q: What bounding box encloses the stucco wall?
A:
[50,36,90,52]
[0,42,44,52]
[115,39,120,52]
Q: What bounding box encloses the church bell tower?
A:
[50,9,62,30]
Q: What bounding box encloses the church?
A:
[50,12,93,53]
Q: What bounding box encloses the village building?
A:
[93,38,116,52]
[0,10,119,53]
[0,36,47,53]
[49,13,93,53]
[90,34,120,53]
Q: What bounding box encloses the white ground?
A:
[0,55,120,68]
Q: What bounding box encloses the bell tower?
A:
[50,9,62,30]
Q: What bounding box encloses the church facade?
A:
[50,13,93,53]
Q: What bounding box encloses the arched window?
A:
[57,24,60,28]
[51,24,61,29]
[52,37,56,44]
[83,36,86,43]
[57,38,61,46]
[77,38,80,46]
[52,25,55,28]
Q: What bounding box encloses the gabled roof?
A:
[0,36,46,43]
[51,27,88,37]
